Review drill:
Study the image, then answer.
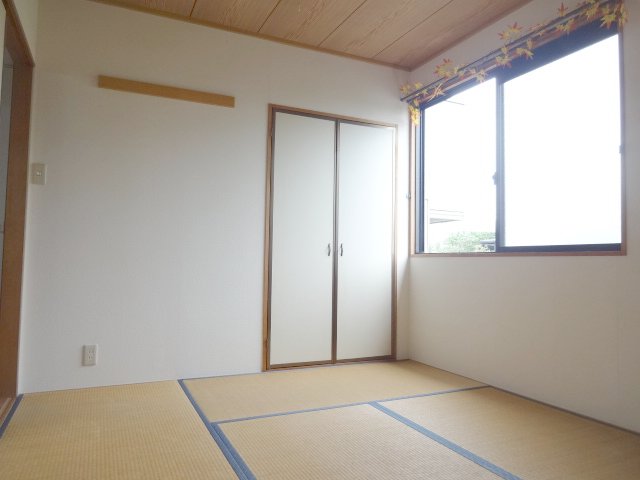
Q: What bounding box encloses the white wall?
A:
[408,0,640,432]
[20,0,410,393]
[13,0,38,60]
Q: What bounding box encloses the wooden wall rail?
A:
[98,75,235,108]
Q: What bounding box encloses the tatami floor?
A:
[0,361,638,479]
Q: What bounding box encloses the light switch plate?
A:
[31,163,46,185]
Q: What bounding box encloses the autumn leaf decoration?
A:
[558,2,570,16]
[499,22,523,42]
[495,47,512,67]
[434,58,460,78]
[400,0,628,125]
[516,40,535,60]
[400,82,423,125]
[600,2,628,28]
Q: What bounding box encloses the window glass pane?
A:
[503,35,621,247]
[423,79,496,253]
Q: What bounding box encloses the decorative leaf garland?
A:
[401,0,627,125]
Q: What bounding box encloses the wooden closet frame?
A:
[0,0,34,403]
[262,104,398,371]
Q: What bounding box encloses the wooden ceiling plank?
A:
[319,0,451,58]
[91,0,530,72]
[257,0,283,32]
[90,0,410,70]
[115,0,196,16]
[191,0,281,32]
[375,0,532,69]
[189,0,197,17]
[259,0,365,46]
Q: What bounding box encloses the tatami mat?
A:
[185,360,483,422]
[383,387,640,480]
[0,381,236,480]
[221,403,502,480]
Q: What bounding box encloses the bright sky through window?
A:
[503,35,621,246]
[423,80,496,253]
[421,34,621,253]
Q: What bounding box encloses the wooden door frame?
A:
[0,0,34,400]
[262,104,398,371]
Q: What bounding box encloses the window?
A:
[416,24,622,254]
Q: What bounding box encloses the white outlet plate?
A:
[83,344,97,366]
[31,163,46,185]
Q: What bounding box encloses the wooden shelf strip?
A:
[98,75,235,108]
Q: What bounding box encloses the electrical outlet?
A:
[83,344,98,366]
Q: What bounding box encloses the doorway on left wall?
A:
[0,48,14,294]
[0,0,34,407]
[0,46,14,425]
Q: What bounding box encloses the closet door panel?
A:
[269,112,335,366]
[336,123,393,360]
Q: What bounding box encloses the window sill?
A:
[411,250,626,258]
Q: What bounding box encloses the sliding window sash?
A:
[416,15,622,254]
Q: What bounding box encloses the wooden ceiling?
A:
[93,0,532,70]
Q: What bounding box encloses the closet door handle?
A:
[340,243,344,256]
[327,243,332,256]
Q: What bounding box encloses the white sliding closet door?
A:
[336,123,393,360]
[269,112,335,366]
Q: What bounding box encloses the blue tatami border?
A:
[179,378,522,480]
[178,380,256,480]
[216,385,489,424]
[0,394,23,439]
[370,401,522,480]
